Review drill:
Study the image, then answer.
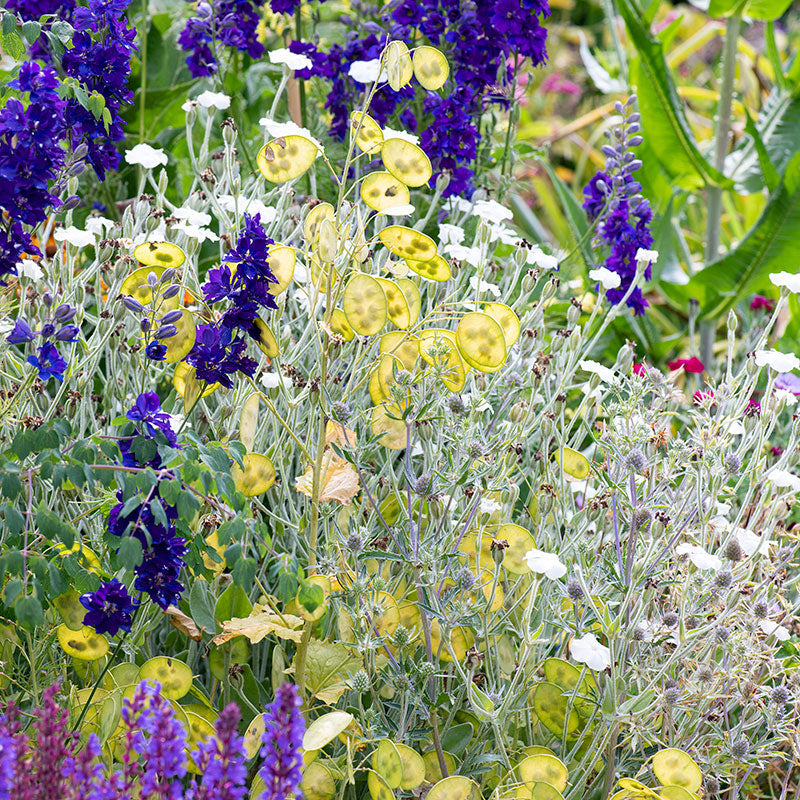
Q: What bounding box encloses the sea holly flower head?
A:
[80,578,139,636]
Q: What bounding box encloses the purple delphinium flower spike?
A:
[190,703,247,800]
[258,683,305,800]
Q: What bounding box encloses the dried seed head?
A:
[566,577,584,601]
[753,600,769,619]
[664,686,681,705]
[724,451,741,474]
[714,569,734,589]
[725,539,744,562]
[447,395,466,415]
[662,611,679,628]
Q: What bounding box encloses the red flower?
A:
[632,363,647,376]
[693,389,715,405]
[668,356,705,374]
[749,295,775,312]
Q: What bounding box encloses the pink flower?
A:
[693,389,715,406]
[668,356,705,374]
[632,363,648,376]
[750,295,775,312]
[541,73,581,96]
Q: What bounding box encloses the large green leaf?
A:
[617,0,730,189]
[708,0,793,18]
[725,88,800,193]
[685,152,800,320]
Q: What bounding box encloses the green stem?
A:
[73,633,128,731]
[138,0,148,143]
[701,14,740,366]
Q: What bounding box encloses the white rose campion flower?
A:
[378,204,415,217]
[383,126,420,145]
[54,226,96,248]
[759,619,790,641]
[195,90,231,109]
[16,260,43,280]
[258,118,324,153]
[578,359,616,384]
[217,195,277,223]
[524,549,567,579]
[438,224,466,247]
[125,143,168,169]
[588,267,622,290]
[525,246,559,270]
[174,221,219,243]
[468,277,501,298]
[473,199,513,224]
[635,248,659,263]
[734,527,770,557]
[570,633,611,671]
[348,59,385,84]
[268,48,313,72]
[754,349,800,373]
[84,216,115,236]
[676,542,722,571]
[766,468,800,492]
[769,271,800,293]
[173,207,212,228]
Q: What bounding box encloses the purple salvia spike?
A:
[258,684,305,800]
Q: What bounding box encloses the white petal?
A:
[759,619,790,641]
[17,260,43,280]
[635,248,659,263]
[53,226,95,248]
[268,48,313,72]
[755,349,800,373]
[524,549,567,580]
[172,207,212,227]
[348,59,385,84]
[588,267,621,290]
[438,224,466,247]
[526,246,559,270]
[124,143,168,169]
[766,468,800,492]
[579,359,616,384]
[382,125,419,145]
[195,90,231,109]
[769,271,800,293]
[378,204,415,217]
[570,633,611,671]
[473,199,513,224]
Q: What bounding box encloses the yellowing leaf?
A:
[325,421,356,447]
[295,639,362,705]
[295,452,360,504]
[303,711,355,751]
[164,605,203,641]
[211,605,304,646]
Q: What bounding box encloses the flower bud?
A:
[566,301,581,327]
[435,171,451,194]
[159,309,184,325]
[162,284,181,299]
[510,400,528,423]
[140,318,151,332]
[61,194,81,211]
[222,122,237,147]
[155,324,178,340]
[541,276,558,303]
[53,303,77,322]
[123,296,145,313]
[614,342,635,374]
[55,324,79,341]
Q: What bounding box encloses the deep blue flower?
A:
[0,221,37,284]
[133,533,187,609]
[27,342,67,382]
[187,324,258,389]
[125,392,178,446]
[55,324,80,342]
[145,341,167,361]
[6,318,36,345]
[220,213,279,310]
[80,578,139,636]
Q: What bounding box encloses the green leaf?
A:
[20,20,40,43]
[3,505,24,536]
[189,581,217,635]
[537,159,592,267]
[2,13,17,36]
[0,31,25,61]
[117,536,143,570]
[746,0,794,19]
[726,88,800,193]
[617,0,730,189]
[87,91,105,121]
[297,580,324,613]
[232,557,256,588]
[687,152,800,319]
[215,584,252,624]
[15,595,44,632]
[294,639,362,705]
[744,110,780,192]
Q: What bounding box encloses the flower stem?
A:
[73,632,129,731]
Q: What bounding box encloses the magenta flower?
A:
[667,356,705,374]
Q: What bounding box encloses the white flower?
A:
[172,207,212,227]
[487,223,521,246]
[17,260,43,280]
[525,245,559,270]
[734,527,770,557]
[570,633,611,671]
[579,359,616,384]
[84,216,115,236]
[524,548,567,580]
[479,497,502,516]
[446,244,482,267]
[676,542,722,571]
[473,199,513,224]
[196,91,231,110]
[715,501,731,517]
[258,118,323,152]
[348,59,385,84]
[769,271,800,293]
[378,204,415,217]
[775,388,798,408]
[635,248,659,263]
[724,419,746,435]
[468,277,501,298]
[755,349,800,373]
[438,224,465,247]
[759,619,790,641]
[174,221,219,242]
[217,194,277,223]
[382,125,419,144]
[261,372,289,390]
[268,48,313,72]
[766,468,800,492]
[53,226,95,248]
[588,267,621,290]
[124,143,168,169]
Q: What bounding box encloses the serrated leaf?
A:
[291,639,362,705]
